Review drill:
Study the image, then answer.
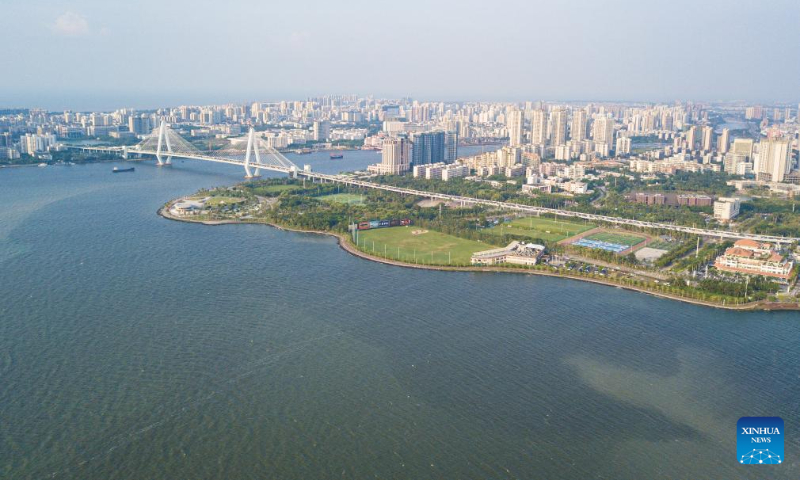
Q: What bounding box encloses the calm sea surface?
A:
[1,150,797,479]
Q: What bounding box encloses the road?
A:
[306,172,799,244]
[71,145,799,244]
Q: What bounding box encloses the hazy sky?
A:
[2,0,799,110]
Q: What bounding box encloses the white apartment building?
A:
[413,162,469,181]
[615,137,631,155]
[530,109,547,146]
[713,197,741,221]
[19,133,56,155]
[592,116,615,148]
[368,137,411,175]
[506,109,524,146]
[754,138,792,183]
[441,164,469,181]
[550,108,568,146]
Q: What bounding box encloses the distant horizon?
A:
[2,92,799,113]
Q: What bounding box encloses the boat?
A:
[112,167,135,173]
[37,163,47,168]
[329,152,344,159]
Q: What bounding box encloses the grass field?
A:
[255,184,303,194]
[203,196,245,207]
[318,193,366,205]
[487,216,595,242]
[583,231,646,247]
[356,227,488,265]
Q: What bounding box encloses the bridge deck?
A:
[68,145,798,244]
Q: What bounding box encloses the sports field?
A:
[487,216,595,242]
[356,227,488,265]
[318,193,365,205]
[584,231,646,246]
[571,231,646,253]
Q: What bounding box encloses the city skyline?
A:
[4,3,800,479]
[2,0,800,110]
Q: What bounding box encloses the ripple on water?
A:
[1,162,798,480]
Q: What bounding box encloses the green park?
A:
[355,226,488,265]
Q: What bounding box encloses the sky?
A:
[1,0,799,110]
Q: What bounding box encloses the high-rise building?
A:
[701,126,714,151]
[615,137,631,156]
[367,136,411,175]
[723,153,749,175]
[444,132,458,163]
[592,116,614,148]
[127,115,152,135]
[530,109,547,146]
[685,126,698,150]
[312,121,330,141]
[745,106,764,120]
[731,138,755,160]
[550,108,568,146]
[506,109,524,146]
[570,110,588,142]
[18,133,56,155]
[717,128,730,153]
[755,137,792,183]
[411,131,446,166]
[200,109,221,124]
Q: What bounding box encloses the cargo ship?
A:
[329,153,344,159]
[112,166,135,173]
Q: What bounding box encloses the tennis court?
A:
[570,231,647,253]
[572,238,630,253]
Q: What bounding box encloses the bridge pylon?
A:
[155,120,173,166]
[243,127,262,179]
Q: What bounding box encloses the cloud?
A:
[52,12,89,37]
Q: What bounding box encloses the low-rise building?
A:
[413,162,469,181]
[170,199,206,216]
[471,241,545,266]
[714,239,794,280]
[522,183,553,194]
[676,194,713,207]
[504,164,525,177]
[560,181,589,194]
[441,164,469,181]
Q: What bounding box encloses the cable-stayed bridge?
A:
[71,122,798,244]
[76,121,299,178]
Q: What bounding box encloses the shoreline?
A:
[1,158,122,169]
[158,202,799,312]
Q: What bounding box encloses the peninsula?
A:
[161,176,800,311]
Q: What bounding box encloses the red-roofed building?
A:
[715,240,794,280]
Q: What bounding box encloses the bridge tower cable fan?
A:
[244,127,262,178]
[155,119,172,166]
